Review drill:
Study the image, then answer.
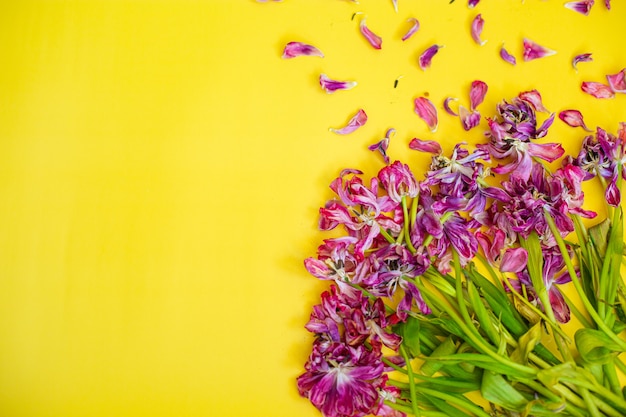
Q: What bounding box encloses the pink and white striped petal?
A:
[519,90,550,113]
[564,0,595,15]
[401,18,420,41]
[522,38,556,61]
[359,19,382,50]
[319,74,357,93]
[499,45,516,65]
[443,97,459,116]
[469,80,488,111]
[368,128,395,164]
[558,110,592,131]
[459,106,481,131]
[606,68,626,93]
[282,42,324,59]
[471,14,486,46]
[414,97,438,132]
[581,81,615,99]
[409,138,442,154]
[330,109,368,134]
[572,53,593,70]
[419,45,442,70]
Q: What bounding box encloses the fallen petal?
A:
[319,73,357,93]
[282,41,324,59]
[414,97,438,132]
[468,0,480,7]
[572,53,593,70]
[523,38,556,61]
[581,81,615,99]
[360,18,383,50]
[469,80,488,111]
[409,138,442,154]
[558,110,592,131]
[419,45,442,70]
[564,0,595,15]
[368,128,395,164]
[519,89,550,113]
[443,97,459,116]
[606,68,626,93]
[459,106,481,131]
[401,18,420,41]
[330,109,368,134]
[471,14,486,46]
[605,0,611,9]
[499,45,517,65]
[392,0,398,12]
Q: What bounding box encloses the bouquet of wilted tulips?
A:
[297,90,626,417]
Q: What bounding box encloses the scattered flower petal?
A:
[581,81,615,99]
[443,97,459,116]
[605,0,611,9]
[368,129,395,164]
[392,0,398,12]
[282,42,324,59]
[459,105,481,131]
[559,110,593,131]
[606,68,626,93]
[414,97,438,132]
[419,45,442,70]
[408,138,442,154]
[499,45,516,65]
[470,80,488,111]
[519,89,550,113]
[572,53,593,70]
[319,74,357,93]
[401,18,420,41]
[564,0,595,15]
[359,18,382,50]
[522,38,556,61]
[468,0,480,7]
[330,109,368,134]
[471,14,486,46]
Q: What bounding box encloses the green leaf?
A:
[575,328,625,364]
[467,277,501,346]
[536,362,578,389]
[420,336,458,376]
[481,372,527,411]
[589,218,611,258]
[510,322,542,366]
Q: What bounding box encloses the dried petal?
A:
[522,38,556,61]
[519,89,550,113]
[605,0,611,9]
[330,109,368,134]
[606,68,626,93]
[401,18,420,41]
[471,14,486,46]
[359,18,382,50]
[443,97,459,116]
[414,97,438,132]
[469,80,488,111]
[459,106,481,131]
[500,248,528,273]
[319,74,357,93]
[468,0,480,7]
[572,53,593,70]
[368,128,395,164]
[499,45,516,65]
[564,0,595,15]
[282,42,324,59]
[409,138,442,154]
[581,81,615,99]
[419,45,442,70]
[558,110,592,131]
[392,0,398,12]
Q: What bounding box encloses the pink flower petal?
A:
[459,106,481,131]
[572,53,593,70]
[330,109,368,134]
[471,14,486,46]
[359,18,382,50]
[368,128,395,164]
[499,45,516,65]
[581,81,615,99]
[606,68,626,93]
[281,42,324,59]
[419,45,442,70]
[443,97,459,116]
[409,138,442,154]
[522,38,556,61]
[469,80,488,111]
[319,74,357,93]
[500,248,528,273]
[468,0,480,8]
[401,18,420,41]
[605,0,611,9]
[564,0,595,15]
[519,89,550,113]
[414,97,438,132]
[558,110,592,131]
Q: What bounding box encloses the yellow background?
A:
[0,1,625,416]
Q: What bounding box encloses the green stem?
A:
[402,196,418,254]
[413,386,491,417]
[400,344,421,417]
[560,289,594,329]
[603,362,623,398]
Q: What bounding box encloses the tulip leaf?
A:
[575,328,625,364]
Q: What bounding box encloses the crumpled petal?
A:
[572,53,593,70]
[500,247,528,273]
[564,0,595,15]
[419,45,442,70]
[409,138,442,154]
[605,0,611,9]
[499,45,516,65]
[523,38,556,61]
[443,97,459,116]
[468,0,480,7]
[606,68,626,93]
[359,18,382,50]
[519,89,550,113]
[471,14,486,45]
[414,97,438,132]
[558,110,592,131]
[401,18,419,41]
[330,109,368,134]
[368,128,395,164]
[581,81,615,99]
[459,106,481,131]
[282,42,324,59]
[319,74,357,93]
[469,80,488,111]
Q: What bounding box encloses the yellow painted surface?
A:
[0,1,624,416]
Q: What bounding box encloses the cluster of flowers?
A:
[297,91,626,417]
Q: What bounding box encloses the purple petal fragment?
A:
[606,68,626,93]
[468,0,480,7]
[414,97,438,132]
[471,14,486,46]
[419,45,442,70]
[499,45,517,65]
[330,109,368,134]
[368,128,395,164]
[459,106,481,131]
[409,138,442,154]
[581,81,615,99]
[523,38,556,61]
[558,110,592,131]
[360,19,382,50]
[519,89,550,113]
[470,80,488,111]
[401,18,420,41]
[572,53,593,70]
[319,73,357,93]
[443,97,459,116]
[564,0,595,15]
[605,0,611,9]
[282,42,324,59]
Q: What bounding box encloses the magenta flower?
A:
[319,73,357,94]
[581,81,615,99]
[359,18,382,50]
[282,41,324,59]
[471,14,486,45]
[606,68,626,93]
[414,96,438,132]
[368,129,394,164]
[522,38,556,61]
[565,0,595,15]
[378,161,419,203]
[572,53,593,70]
[401,18,419,41]
[331,109,368,134]
[558,110,592,131]
[418,44,442,70]
[500,45,517,65]
[470,80,488,111]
